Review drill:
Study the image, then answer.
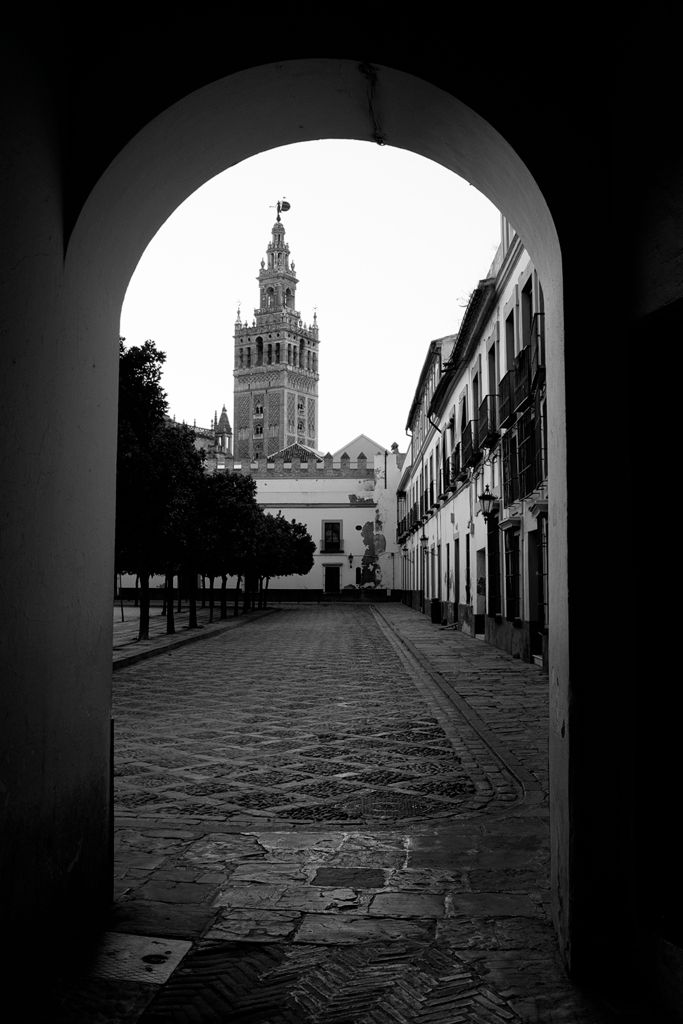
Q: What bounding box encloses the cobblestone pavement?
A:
[41,604,629,1023]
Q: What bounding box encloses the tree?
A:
[154,422,206,632]
[116,339,169,640]
[248,513,316,609]
[198,472,261,620]
[116,339,205,640]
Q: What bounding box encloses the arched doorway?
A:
[8,51,637,993]
[67,53,570,959]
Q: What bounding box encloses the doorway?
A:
[324,565,341,594]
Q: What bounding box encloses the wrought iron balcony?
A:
[499,370,515,428]
[478,395,499,448]
[461,420,479,468]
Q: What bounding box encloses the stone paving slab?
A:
[42,603,627,1022]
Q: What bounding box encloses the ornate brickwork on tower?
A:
[233,210,320,460]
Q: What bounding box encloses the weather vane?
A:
[272,198,291,221]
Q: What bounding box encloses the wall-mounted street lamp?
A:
[348,554,354,567]
[419,530,429,550]
[478,484,498,523]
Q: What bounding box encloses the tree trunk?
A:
[201,574,206,608]
[166,573,175,634]
[234,574,242,617]
[264,576,270,610]
[243,573,253,614]
[208,575,215,623]
[188,572,198,628]
[134,574,139,608]
[220,575,228,620]
[138,573,150,641]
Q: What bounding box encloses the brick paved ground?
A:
[36,604,635,1023]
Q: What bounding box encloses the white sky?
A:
[120,139,502,455]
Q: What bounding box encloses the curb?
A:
[371,604,541,795]
[113,607,280,670]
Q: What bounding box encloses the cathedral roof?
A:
[216,405,232,434]
[268,442,322,461]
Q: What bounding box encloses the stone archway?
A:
[5,56,576,971]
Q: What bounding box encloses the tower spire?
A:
[232,205,320,461]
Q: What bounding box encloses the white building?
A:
[397,219,548,666]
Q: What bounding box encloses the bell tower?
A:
[233,203,320,460]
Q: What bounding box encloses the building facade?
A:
[232,211,320,461]
[397,220,548,666]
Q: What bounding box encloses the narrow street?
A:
[50,605,615,1022]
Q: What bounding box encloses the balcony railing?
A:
[478,394,499,448]
[320,541,344,553]
[513,346,531,412]
[499,370,515,428]
[461,420,479,468]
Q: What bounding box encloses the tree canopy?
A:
[115,340,315,635]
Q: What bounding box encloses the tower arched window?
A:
[256,338,263,365]
[299,340,304,368]
[312,354,317,372]
[267,343,272,364]
[287,344,292,364]
[285,288,293,308]
[239,348,244,367]
[275,342,280,362]
[247,348,252,367]
[307,350,311,370]
[266,288,274,308]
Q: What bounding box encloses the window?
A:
[254,402,263,416]
[253,424,263,436]
[502,431,519,506]
[505,310,515,371]
[487,515,501,616]
[521,277,533,350]
[517,409,536,496]
[504,528,520,620]
[488,342,497,393]
[322,521,342,553]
